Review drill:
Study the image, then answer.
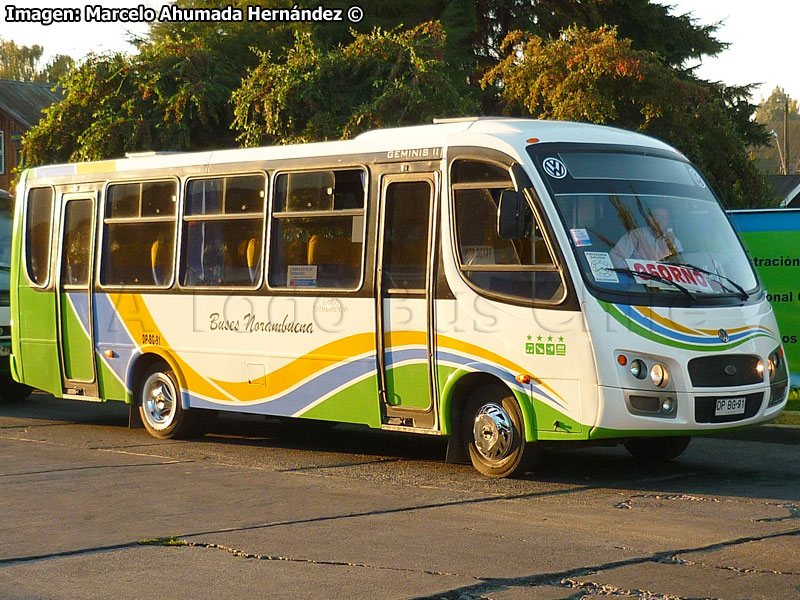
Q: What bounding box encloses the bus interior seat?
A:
[236,237,261,282]
[307,234,359,285]
[459,189,520,265]
[150,238,170,286]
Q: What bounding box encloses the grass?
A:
[137,536,186,547]
[787,387,800,412]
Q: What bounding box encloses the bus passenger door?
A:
[56,194,99,398]
[377,174,437,427]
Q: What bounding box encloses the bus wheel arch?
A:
[131,353,199,440]
[442,372,537,477]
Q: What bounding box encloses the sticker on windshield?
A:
[585,252,619,283]
[570,228,591,247]
[687,165,706,188]
[625,259,711,293]
[543,157,568,179]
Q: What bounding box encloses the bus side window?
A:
[101,181,178,287]
[268,169,366,290]
[25,187,55,286]
[452,159,565,304]
[180,174,265,288]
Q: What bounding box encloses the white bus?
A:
[10,118,788,477]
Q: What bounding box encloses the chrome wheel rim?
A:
[472,403,514,462]
[142,373,177,431]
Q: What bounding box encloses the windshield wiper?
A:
[0,266,10,272]
[671,262,749,301]
[610,267,697,303]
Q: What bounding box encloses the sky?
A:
[0,0,796,104]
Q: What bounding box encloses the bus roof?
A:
[25,118,678,183]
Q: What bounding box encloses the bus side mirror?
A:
[498,190,525,239]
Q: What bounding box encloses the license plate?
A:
[715,397,746,416]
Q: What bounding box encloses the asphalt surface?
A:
[0,393,798,600]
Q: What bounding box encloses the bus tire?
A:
[0,375,32,403]
[461,385,537,478]
[623,436,691,462]
[137,363,199,440]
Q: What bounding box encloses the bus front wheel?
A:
[138,364,199,440]
[623,436,691,462]
[461,386,538,478]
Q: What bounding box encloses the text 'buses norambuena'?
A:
[10,118,788,477]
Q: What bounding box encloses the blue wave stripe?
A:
[436,349,567,411]
[385,347,427,367]
[66,292,91,334]
[618,304,761,345]
[188,355,377,415]
[93,293,139,387]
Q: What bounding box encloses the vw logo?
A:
[724,364,737,376]
[543,157,568,179]
[687,166,707,188]
[718,329,729,343]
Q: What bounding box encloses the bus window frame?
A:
[97,176,182,291]
[265,165,369,294]
[448,154,572,309]
[22,185,57,290]
[178,171,268,292]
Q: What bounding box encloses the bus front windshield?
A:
[532,150,758,303]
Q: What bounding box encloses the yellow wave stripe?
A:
[210,333,376,402]
[637,306,774,338]
[636,307,702,336]
[110,293,233,402]
[380,331,561,402]
[109,293,559,406]
[436,334,563,402]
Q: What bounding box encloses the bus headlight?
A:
[630,359,647,379]
[650,363,669,387]
[767,348,784,382]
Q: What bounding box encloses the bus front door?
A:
[56,194,99,399]
[377,174,437,427]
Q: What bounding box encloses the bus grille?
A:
[688,355,763,387]
[694,392,763,423]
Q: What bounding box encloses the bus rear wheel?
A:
[462,386,537,478]
[138,364,199,440]
[623,436,691,462]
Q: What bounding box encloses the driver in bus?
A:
[610,206,682,266]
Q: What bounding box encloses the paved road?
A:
[1,392,799,599]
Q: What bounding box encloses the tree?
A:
[0,38,74,82]
[146,0,303,70]
[22,37,237,167]
[232,22,476,146]
[756,86,800,123]
[482,26,774,208]
[527,0,725,67]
